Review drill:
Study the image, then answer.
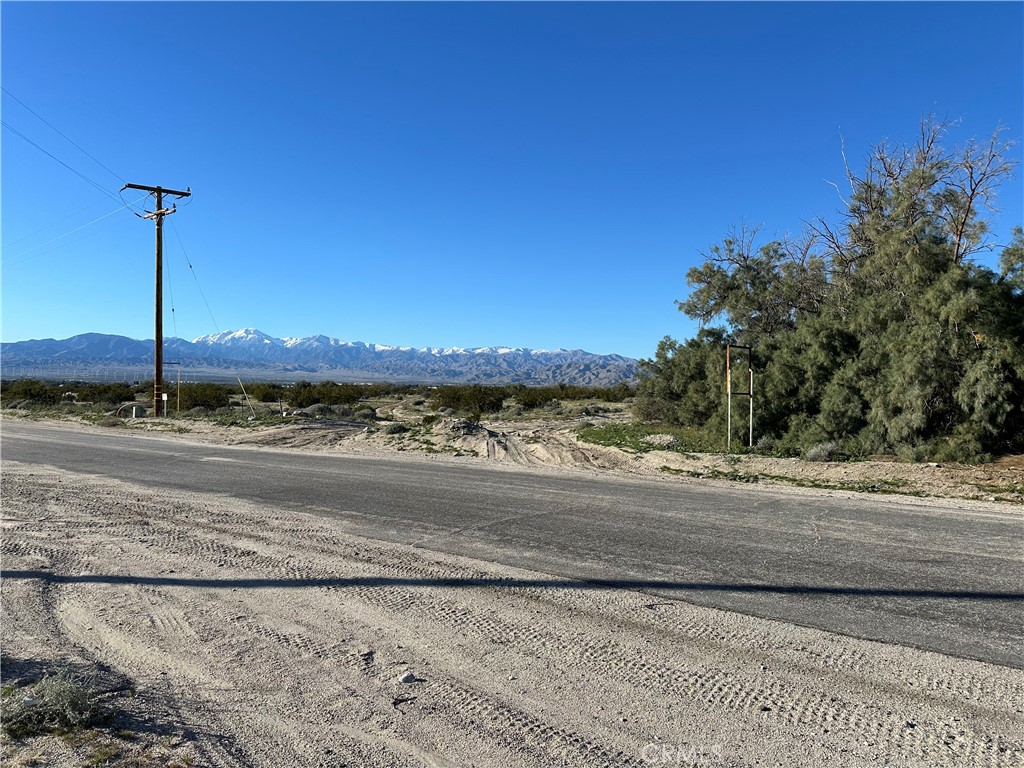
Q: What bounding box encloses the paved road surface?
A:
[3,420,1022,668]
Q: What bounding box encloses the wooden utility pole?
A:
[121,183,191,413]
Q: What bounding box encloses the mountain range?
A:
[0,329,639,386]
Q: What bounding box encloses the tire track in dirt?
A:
[5,469,1003,702]
[201,601,652,768]
[80,528,643,767]
[142,507,1024,709]
[5,465,1023,767]
[138,505,1024,706]
[134,512,1023,767]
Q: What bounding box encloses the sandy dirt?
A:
[2,459,1023,767]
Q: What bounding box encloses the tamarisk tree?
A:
[637,120,1023,461]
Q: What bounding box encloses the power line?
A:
[2,120,122,204]
[3,195,148,265]
[166,235,178,339]
[168,216,220,334]
[2,197,111,250]
[1,86,124,184]
[4,214,122,266]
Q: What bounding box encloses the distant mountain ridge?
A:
[1,329,638,386]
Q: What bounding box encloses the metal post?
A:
[726,345,732,451]
[749,367,754,448]
[726,344,754,451]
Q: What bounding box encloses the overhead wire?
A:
[1,86,125,184]
[119,186,152,218]
[2,196,114,250]
[3,195,149,265]
[0,92,150,251]
[2,90,206,343]
[2,120,123,205]
[168,217,220,334]
[165,227,179,339]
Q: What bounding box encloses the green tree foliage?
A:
[639,120,1023,461]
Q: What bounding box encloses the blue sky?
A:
[2,2,1021,360]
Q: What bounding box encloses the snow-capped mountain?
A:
[1,330,638,386]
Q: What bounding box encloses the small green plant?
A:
[383,423,409,435]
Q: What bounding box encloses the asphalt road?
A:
[4,420,1022,668]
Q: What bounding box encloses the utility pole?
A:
[122,183,191,413]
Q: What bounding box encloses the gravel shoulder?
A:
[2,462,1023,767]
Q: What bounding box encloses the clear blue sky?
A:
[2,2,1021,359]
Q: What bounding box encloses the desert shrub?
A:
[76,383,135,404]
[511,383,632,410]
[430,385,506,414]
[753,435,778,455]
[288,381,390,408]
[0,379,62,406]
[421,413,439,427]
[245,382,286,402]
[578,423,722,453]
[177,382,231,410]
[355,407,377,421]
[383,423,409,434]
[514,387,559,409]
[2,669,106,738]
[805,441,843,462]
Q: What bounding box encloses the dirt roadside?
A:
[7,407,1023,507]
[2,460,1023,767]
